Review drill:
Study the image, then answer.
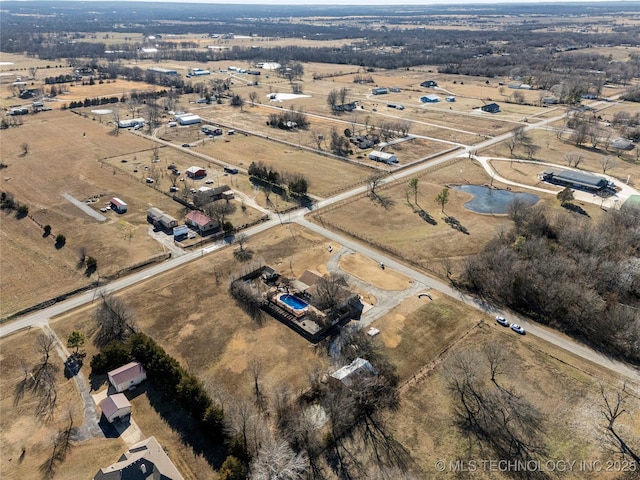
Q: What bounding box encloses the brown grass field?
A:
[3,221,636,479]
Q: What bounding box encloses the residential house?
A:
[420,94,440,103]
[481,103,500,113]
[369,150,398,164]
[372,87,388,95]
[194,185,233,206]
[541,169,610,192]
[108,361,147,393]
[185,211,218,235]
[420,80,438,88]
[93,436,184,480]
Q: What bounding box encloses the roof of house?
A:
[108,361,146,387]
[94,436,184,480]
[611,138,633,150]
[185,210,214,227]
[369,150,396,160]
[147,207,163,220]
[100,393,131,419]
[331,358,377,385]
[298,270,323,288]
[186,166,206,174]
[420,94,440,101]
[482,103,500,111]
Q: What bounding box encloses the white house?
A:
[369,150,398,164]
[100,393,131,423]
[108,361,147,393]
[118,118,145,129]
[420,94,440,103]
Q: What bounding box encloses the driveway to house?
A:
[62,194,107,222]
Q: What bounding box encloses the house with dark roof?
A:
[93,436,184,480]
[421,80,437,88]
[108,362,146,393]
[481,103,500,113]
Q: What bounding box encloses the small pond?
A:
[452,185,539,214]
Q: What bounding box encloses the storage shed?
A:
[108,361,147,393]
[100,393,131,423]
[110,197,128,214]
[186,166,207,178]
[330,358,378,387]
[369,150,398,164]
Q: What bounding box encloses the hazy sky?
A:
[53,0,629,4]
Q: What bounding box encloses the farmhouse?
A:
[185,211,218,234]
[109,197,128,214]
[333,102,358,112]
[187,68,210,77]
[108,361,147,393]
[99,393,131,423]
[330,358,378,387]
[481,103,500,113]
[194,185,233,206]
[175,113,201,125]
[147,207,163,224]
[541,169,610,192]
[372,87,389,95]
[118,118,145,129]
[420,94,440,103]
[421,80,438,87]
[611,138,634,151]
[186,166,206,178]
[93,436,184,480]
[369,150,398,164]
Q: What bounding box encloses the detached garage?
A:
[110,197,128,214]
[108,361,147,393]
[175,114,201,125]
[100,393,131,423]
[369,150,398,164]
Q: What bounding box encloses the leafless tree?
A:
[93,292,136,347]
[313,273,349,315]
[598,383,640,463]
[367,171,386,198]
[249,91,259,105]
[29,66,38,80]
[564,152,584,168]
[111,108,120,136]
[229,279,264,324]
[599,155,617,174]
[250,437,309,480]
[40,409,77,479]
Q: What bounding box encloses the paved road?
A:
[2,95,638,385]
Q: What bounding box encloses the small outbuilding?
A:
[446,96,456,102]
[372,87,388,95]
[110,197,128,214]
[330,358,378,387]
[100,393,131,423]
[108,361,147,393]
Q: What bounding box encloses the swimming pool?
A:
[452,185,539,214]
[277,293,309,317]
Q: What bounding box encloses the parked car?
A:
[182,143,190,147]
[496,316,509,327]
[205,179,214,184]
[169,186,179,192]
[510,324,525,335]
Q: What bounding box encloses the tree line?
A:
[460,202,640,364]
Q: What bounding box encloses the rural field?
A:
[1,3,640,479]
[4,221,634,480]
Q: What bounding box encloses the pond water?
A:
[452,185,539,214]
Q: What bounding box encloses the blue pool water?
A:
[280,294,309,310]
[452,185,539,214]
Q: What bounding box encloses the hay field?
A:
[0,110,181,316]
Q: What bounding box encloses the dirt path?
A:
[62,194,106,222]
